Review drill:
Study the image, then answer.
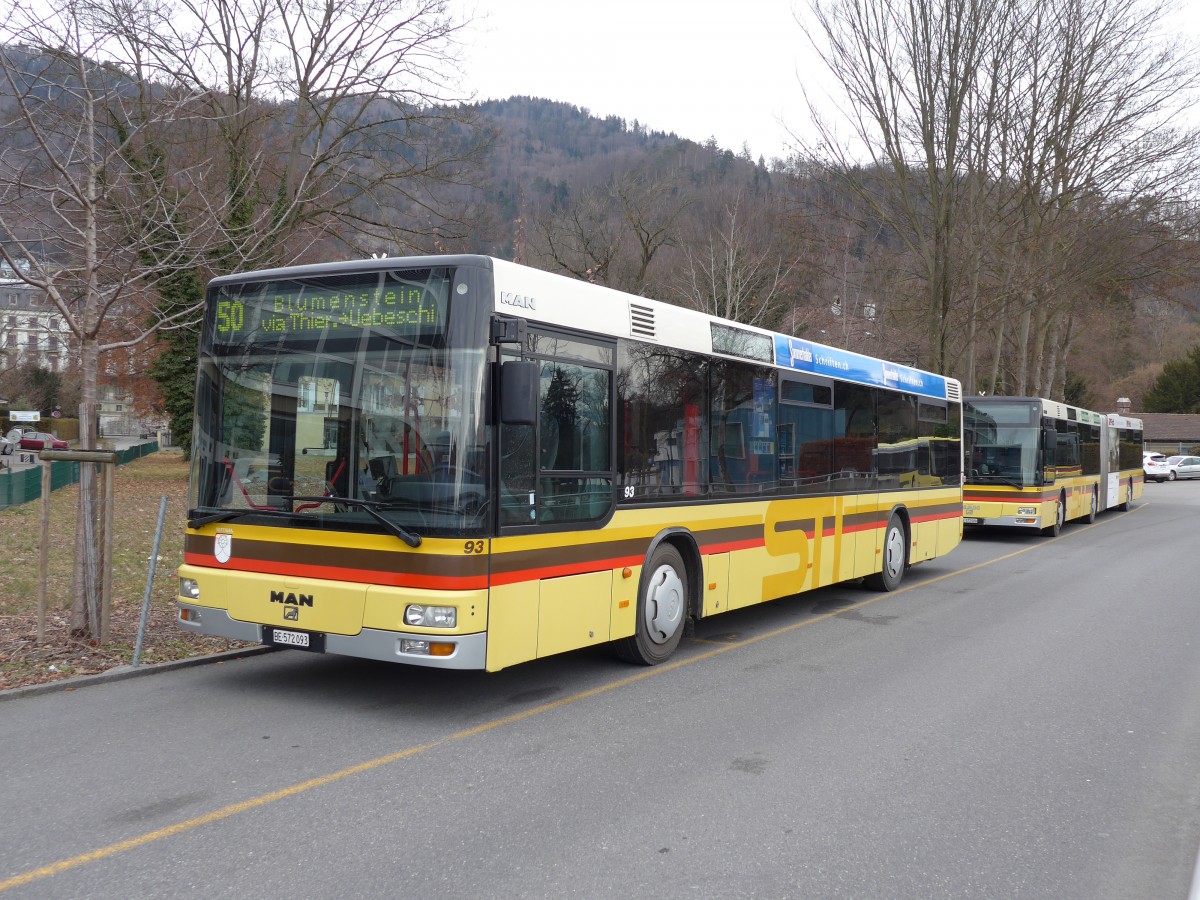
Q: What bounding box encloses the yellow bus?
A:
[963,397,1143,536]
[177,255,964,670]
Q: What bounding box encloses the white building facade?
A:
[1,273,71,373]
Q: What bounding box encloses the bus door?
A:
[491,328,617,667]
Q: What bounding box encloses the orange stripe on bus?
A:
[182,552,488,591]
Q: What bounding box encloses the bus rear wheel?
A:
[1084,488,1097,524]
[1042,493,1065,537]
[865,514,907,592]
[615,543,688,665]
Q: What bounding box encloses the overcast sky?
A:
[459,0,813,162]
[459,1,1200,164]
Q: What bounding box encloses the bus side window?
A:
[539,359,612,521]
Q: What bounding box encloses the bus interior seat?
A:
[368,455,398,494]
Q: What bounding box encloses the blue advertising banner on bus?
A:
[773,336,948,400]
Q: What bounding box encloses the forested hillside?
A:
[2,56,1196,413]
[462,97,1200,411]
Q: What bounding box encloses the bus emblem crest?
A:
[214,532,232,564]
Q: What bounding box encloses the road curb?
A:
[0,645,276,702]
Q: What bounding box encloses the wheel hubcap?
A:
[884,527,904,578]
[644,564,684,644]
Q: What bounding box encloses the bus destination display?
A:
[213,275,449,342]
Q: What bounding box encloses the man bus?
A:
[963,396,1142,536]
[178,255,964,670]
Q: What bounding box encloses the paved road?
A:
[2,482,1199,899]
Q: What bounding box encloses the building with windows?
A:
[0,268,70,373]
[96,382,139,437]
[1115,398,1200,455]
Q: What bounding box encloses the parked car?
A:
[1163,455,1200,480]
[17,432,69,451]
[0,436,12,456]
[1144,452,1171,482]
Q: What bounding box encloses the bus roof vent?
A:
[629,302,656,340]
[946,380,962,402]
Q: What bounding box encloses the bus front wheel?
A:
[615,543,688,665]
[1042,493,1065,537]
[865,514,907,592]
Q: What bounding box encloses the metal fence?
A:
[0,441,160,511]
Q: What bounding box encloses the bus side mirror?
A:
[501,361,538,425]
[1043,426,1057,457]
[1042,426,1057,482]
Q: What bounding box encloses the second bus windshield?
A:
[965,400,1042,486]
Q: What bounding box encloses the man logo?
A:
[270,590,314,607]
[283,607,299,621]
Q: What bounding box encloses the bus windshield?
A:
[964,400,1041,487]
[187,266,490,537]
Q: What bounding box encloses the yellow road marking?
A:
[0,505,1143,892]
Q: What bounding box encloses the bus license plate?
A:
[963,517,980,525]
[264,627,325,653]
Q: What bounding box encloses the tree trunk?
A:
[70,339,102,636]
[1015,299,1033,395]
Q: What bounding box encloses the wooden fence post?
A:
[37,450,121,644]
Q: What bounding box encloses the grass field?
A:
[0,451,250,690]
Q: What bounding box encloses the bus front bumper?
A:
[176,603,488,669]
[963,514,1042,529]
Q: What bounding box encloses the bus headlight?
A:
[179,577,200,600]
[405,604,456,628]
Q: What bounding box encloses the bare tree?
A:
[987,0,1200,396]
[128,0,486,462]
[799,0,1200,397]
[0,0,480,640]
[530,159,691,295]
[670,190,799,330]
[128,0,484,266]
[0,4,218,637]
[532,184,625,286]
[801,0,1011,373]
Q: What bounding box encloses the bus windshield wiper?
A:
[970,475,1028,489]
[289,496,423,548]
[189,498,422,548]
[188,505,340,529]
[188,509,260,528]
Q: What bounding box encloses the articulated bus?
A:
[177,255,964,671]
[963,397,1143,536]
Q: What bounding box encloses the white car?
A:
[0,436,12,456]
[1164,455,1200,480]
[1143,452,1170,483]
